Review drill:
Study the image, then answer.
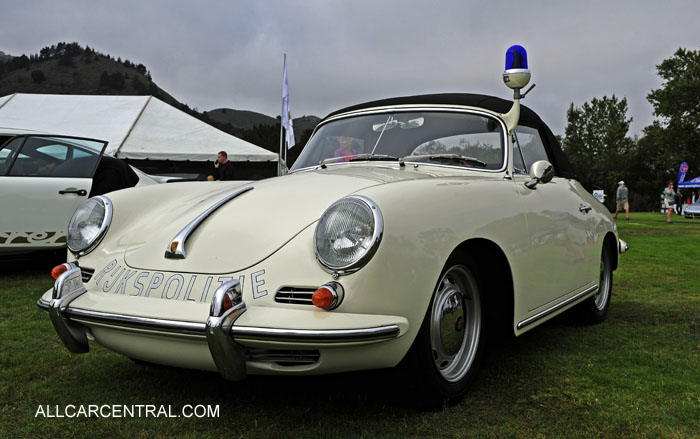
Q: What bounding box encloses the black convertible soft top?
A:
[325,93,577,180]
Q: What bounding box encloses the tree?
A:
[109,72,125,90]
[59,53,74,67]
[99,71,110,88]
[562,95,635,208]
[132,76,147,94]
[30,70,45,83]
[644,47,700,190]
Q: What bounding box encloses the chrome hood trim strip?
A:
[165,186,254,259]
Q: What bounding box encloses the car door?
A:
[512,126,598,312]
[0,135,108,254]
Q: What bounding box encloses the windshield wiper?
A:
[401,154,488,168]
[319,153,399,168]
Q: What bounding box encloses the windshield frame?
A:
[289,106,509,174]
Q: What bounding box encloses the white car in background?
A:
[0,129,159,255]
[685,200,700,219]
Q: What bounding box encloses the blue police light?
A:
[505,45,528,70]
[503,45,531,90]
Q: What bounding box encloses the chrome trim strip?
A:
[65,308,206,335]
[165,186,254,259]
[517,285,599,330]
[231,324,400,343]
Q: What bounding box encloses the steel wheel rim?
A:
[429,265,481,382]
[594,248,611,310]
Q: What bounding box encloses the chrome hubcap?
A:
[429,265,481,382]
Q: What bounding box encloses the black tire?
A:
[575,243,612,323]
[401,256,486,408]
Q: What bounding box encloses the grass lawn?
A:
[1,212,699,438]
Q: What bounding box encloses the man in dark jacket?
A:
[214,151,234,181]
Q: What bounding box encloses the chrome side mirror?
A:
[525,160,554,189]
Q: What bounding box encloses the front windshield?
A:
[290,111,505,171]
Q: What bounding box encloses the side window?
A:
[36,144,68,160]
[514,126,550,172]
[8,136,103,178]
[0,137,25,176]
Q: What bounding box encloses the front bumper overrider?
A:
[38,266,402,380]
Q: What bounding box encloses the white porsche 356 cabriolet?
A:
[39,46,628,405]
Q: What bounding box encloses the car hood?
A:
[122,165,430,274]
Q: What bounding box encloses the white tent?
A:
[0,93,278,162]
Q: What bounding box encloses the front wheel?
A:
[401,259,485,407]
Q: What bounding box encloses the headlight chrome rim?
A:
[67,195,113,257]
[314,195,383,275]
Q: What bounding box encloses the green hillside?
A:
[0,42,319,160]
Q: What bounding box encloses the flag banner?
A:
[282,56,295,149]
[678,162,700,189]
[678,161,688,184]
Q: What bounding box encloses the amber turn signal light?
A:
[312,287,335,309]
[51,263,70,280]
[312,283,344,310]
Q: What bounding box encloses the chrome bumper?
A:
[618,239,630,254]
[46,264,89,353]
[39,268,400,380]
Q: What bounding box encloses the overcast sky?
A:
[2,0,699,136]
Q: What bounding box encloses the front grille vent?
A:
[275,287,316,305]
[246,348,320,366]
[80,267,95,283]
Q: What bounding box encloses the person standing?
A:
[674,188,683,215]
[214,151,234,181]
[614,180,630,220]
[663,181,676,223]
[333,136,360,162]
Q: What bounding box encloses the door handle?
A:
[59,188,87,196]
[579,204,592,213]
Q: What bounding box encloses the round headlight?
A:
[314,195,383,273]
[67,196,112,256]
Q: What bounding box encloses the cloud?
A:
[1,0,699,135]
